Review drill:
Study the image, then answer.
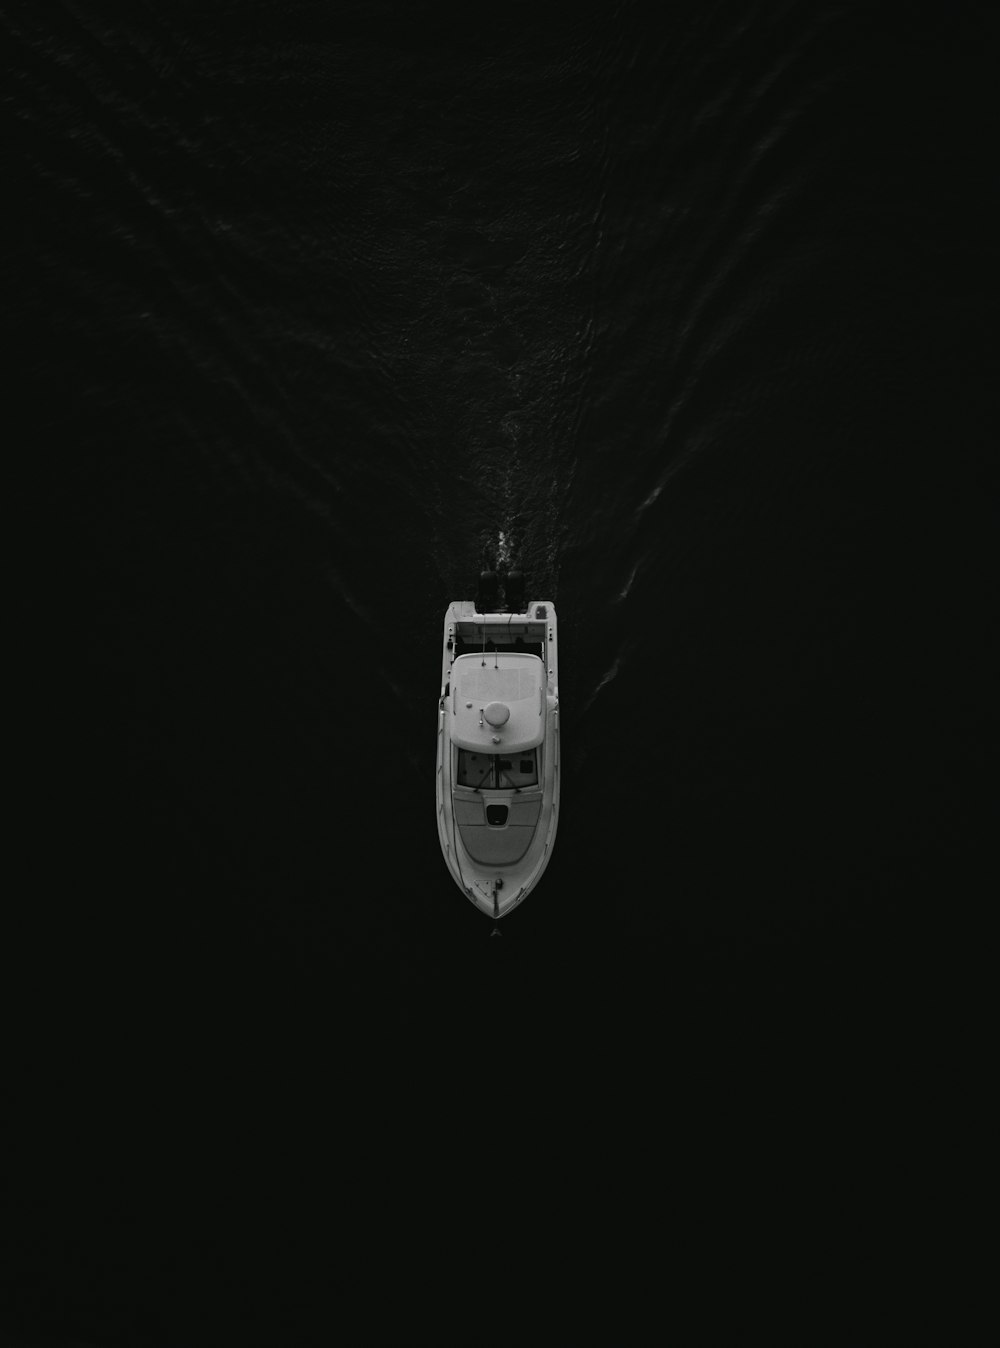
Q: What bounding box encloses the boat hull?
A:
[436,600,560,919]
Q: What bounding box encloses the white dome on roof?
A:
[484,701,510,727]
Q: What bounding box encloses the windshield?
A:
[457,749,538,790]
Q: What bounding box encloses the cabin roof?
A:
[450,652,545,752]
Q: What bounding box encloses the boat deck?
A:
[450,614,548,662]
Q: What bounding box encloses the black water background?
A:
[6,2,994,1342]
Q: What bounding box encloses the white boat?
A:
[435,591,560,920]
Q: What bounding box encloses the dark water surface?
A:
[7,1,993,1341]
